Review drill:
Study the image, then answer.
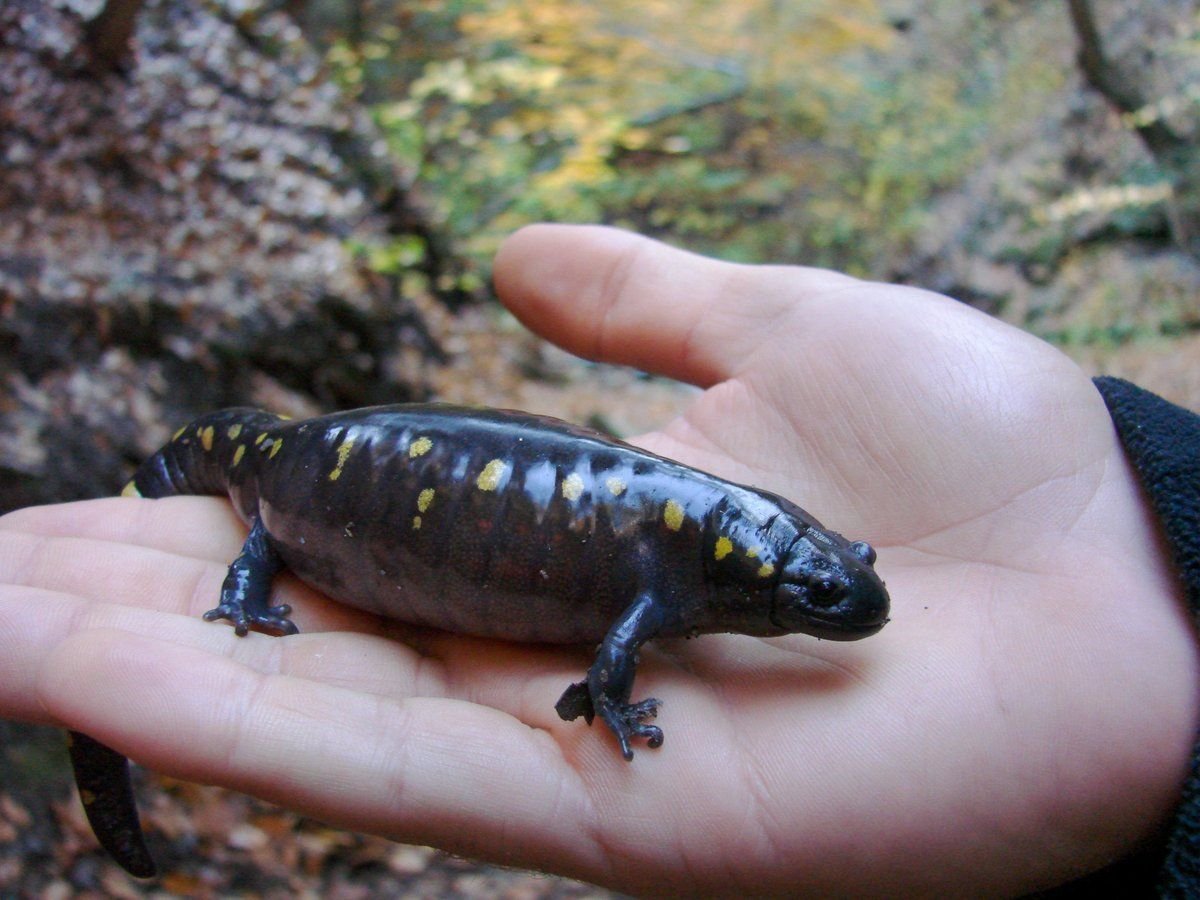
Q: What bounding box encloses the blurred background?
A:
[1,0,1197,894]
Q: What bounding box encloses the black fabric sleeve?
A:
[1094,376,1200,898]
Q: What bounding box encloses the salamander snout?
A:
[770,538,890,640]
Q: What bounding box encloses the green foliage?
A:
[317,0,1197,289]
[346,234,427,274]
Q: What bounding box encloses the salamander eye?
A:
[809,576,843,607]
[849,541,876,566]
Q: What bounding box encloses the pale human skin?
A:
[0,223,1196,895]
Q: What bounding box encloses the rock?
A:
[0,0,465,511]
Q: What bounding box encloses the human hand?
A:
[0,224,1195,894]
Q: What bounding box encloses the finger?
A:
[0,496,247,564]
[493,223,857,388]
[0,586,416,700]
[0,499,665,727]
[0,586,103,724]
[0,578,589,730]
[0,526,220,616]
[38,629,610,877]
[0,515,380,635]
[0,591,247,723]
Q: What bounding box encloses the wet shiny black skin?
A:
[70,404,890,877]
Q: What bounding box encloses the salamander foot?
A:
[555,682,662,761]
[597,697,662,761]
[203,602,298,636]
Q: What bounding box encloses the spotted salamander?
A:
[69,404,890,877]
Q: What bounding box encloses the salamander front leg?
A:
[555,592,664,761]
[202,518,297,636]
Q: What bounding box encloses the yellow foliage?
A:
[457,0,894,108]
[1038,182,1175,223]
[366,0,1007,268]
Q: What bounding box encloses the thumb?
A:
[492,223,855,388]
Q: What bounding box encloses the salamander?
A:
[70,404,891,877]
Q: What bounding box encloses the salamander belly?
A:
[261,498,633,643]
[245,407,711,643]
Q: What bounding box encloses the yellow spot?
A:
[663,499,685,532]
[328,436,356,481]
[232,445,246,467]
[746,546,761,558]
[172,425,187,441]
[409,436,433,458]
[562,473,584,501]
[80,789,96,806]
[255,432,268,446]
[412,515,422,530]
[227,423,243,440]
[120,480,141,498]
[757,562,775,578]
[199,425,214,451]
[269,438,283,459]
[714,536,733,561]
[605,476,627,496]
[476,458,507,492]
[417,487,435,513]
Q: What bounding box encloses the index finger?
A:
[493,224,856,388]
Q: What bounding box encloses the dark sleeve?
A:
[1094,376,1200,898]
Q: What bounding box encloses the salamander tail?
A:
[67,731,157,878]
[120,408,282,499]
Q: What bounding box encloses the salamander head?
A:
[770,534,890,640]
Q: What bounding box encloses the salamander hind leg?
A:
[202,518,297,636]
[555,592,664,761]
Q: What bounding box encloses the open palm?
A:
[0,224,1193,895]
